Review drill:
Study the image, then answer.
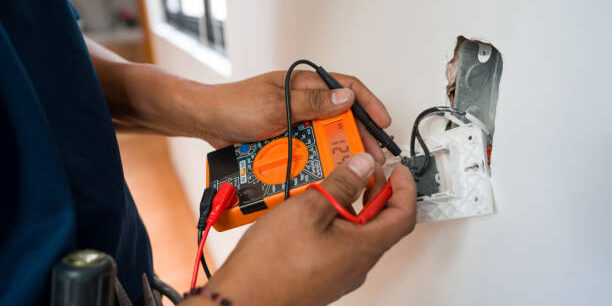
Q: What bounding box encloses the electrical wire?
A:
[191,224,212,290]
[190,183,236,290]
[152,275,183,304]
[308,178,393,225]
[410,106,466,176]
[309,184,363,224]
[197,229,212,279]
[283,60,319,200]
[196,187,215,280]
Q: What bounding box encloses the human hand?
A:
[185,153,416,306]
[182,71,392,163]
[91,44,391,162]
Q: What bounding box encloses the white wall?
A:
[145,0,612,305]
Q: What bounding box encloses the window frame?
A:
[163,0,226,55]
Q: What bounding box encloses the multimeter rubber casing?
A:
[206,110,366,231]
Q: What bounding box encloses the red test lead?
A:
[308,179,393,225]
[190,182,237,290]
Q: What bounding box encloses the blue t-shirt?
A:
[0,1,154,305]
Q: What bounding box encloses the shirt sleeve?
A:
[67,1,80,20]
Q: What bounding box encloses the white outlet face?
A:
[385,124,494,223]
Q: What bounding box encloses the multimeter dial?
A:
[207,123,324,213]
[252,138,309,185]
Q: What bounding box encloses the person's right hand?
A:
[186,153,417,306]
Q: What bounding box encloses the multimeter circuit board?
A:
[208,122,324,214]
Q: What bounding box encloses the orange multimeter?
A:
[205,109,366,231]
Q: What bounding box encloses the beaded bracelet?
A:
[184,287,231,306]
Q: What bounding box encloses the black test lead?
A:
[283,60,403,199]
[312,64,403,156]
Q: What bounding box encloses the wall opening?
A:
[446,36,503,163]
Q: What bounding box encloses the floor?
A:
[117,134,213,298]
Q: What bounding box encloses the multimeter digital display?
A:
[206,110,365,231]
[325,119,352,167]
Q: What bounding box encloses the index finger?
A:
[361,165,417,251]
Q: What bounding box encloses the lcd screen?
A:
[325,119,352,166]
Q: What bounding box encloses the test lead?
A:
[313,64,403,156]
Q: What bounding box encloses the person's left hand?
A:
[180,70,392,163]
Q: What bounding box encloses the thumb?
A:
[305,153,374,226]
[290,88,354,122]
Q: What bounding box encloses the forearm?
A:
[84,37,217,138]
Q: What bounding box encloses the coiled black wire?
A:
[410,106,466,176]
[152,275,183,304]
[284,60,319,199]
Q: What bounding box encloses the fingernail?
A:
[347,153,374,178]
[331,88,351,105]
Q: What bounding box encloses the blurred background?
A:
[73,0,150,62]
[81,0,611,305]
